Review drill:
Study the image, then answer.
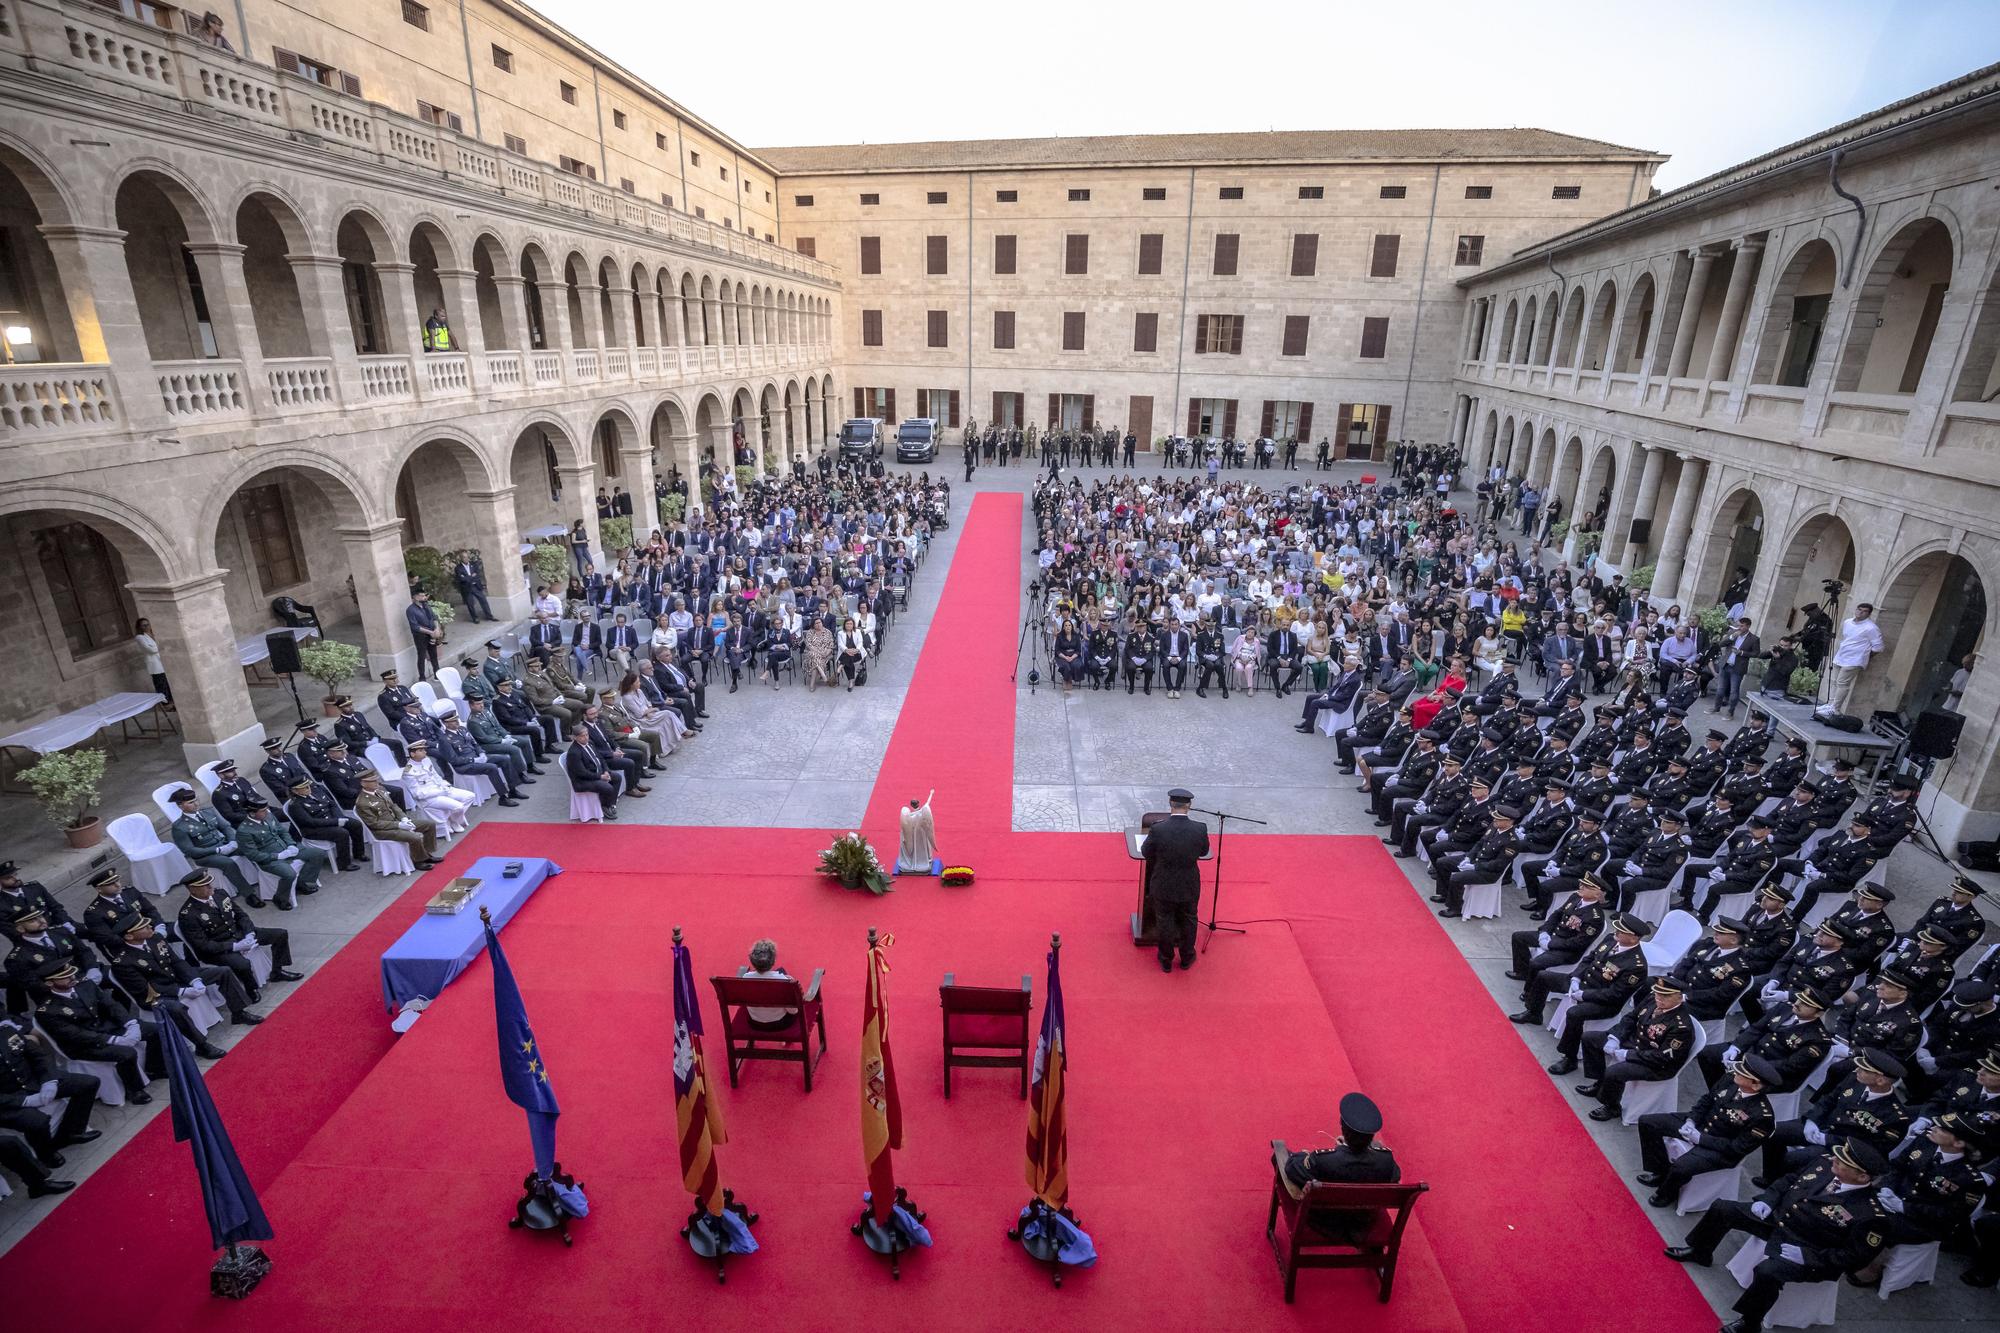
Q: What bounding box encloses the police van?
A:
[839,417,885,462]
[895,418,939,463]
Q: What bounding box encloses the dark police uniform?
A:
[1142,794,1209,970]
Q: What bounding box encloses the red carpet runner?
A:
[1,490,1713,1330]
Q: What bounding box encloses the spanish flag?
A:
[672,932,727,1215]
[1024,936,1070,1208]
[860,930,902,1224]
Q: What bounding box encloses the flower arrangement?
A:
[817,832,892,895]
[940,866,975,887]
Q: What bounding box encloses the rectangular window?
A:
[926,235,948,275]
[1360,316,1389,359]
[992,310,1015,349]
[656,132,668,150]
[503,133,527,155]
[1291,233,1318,277]
[490,44,512,71]
[34,522,132,657]
[560,80,576,104]
[1212,233,1239,276]
[401,0,428,30]
[722,218,732,230]
[1369,233,1401,278]
[689,150,701,166]
[557,155,595,179]
[1064,233,1089,275]
[861,310,883,347]
[240,483,305,590]
[1552,184,1582,200]
[1282,315,1310,357]
[1194,313,1244,355]
[926,310,948,348]
[860,192,879,206]
[927,190,948,205]
[859,236,880,274]
[612,109,626,130]
[1464,184,1492,200]
[794,194,814,207]
[1218,186,1244,200]
[718,167,728,180]
[996,189,1018,203]
[1297,185,1324,200]
[993,234,1016,275]
[416,101,463,132]
[1138,232,1164,275]
[1062,311,1086,351]
[661,193,673,209]
[619,178,635,194]
[694,206,704,219]
[1067,188,1090,202]
[1133,311,1158,353]
[1454,234,1485,266]
[1142,186,1167,201]
[272,49,360,95]
[1379,184,1407,199]
[794,237,815,257]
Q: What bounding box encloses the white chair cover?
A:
[1641,909,1703,973]
[363,825,416,875]
[1461,878,1504,920]
[1725,1236,1839,1327]
[106,813,192,896]
[194,760,227,794]
[1676,1163,1742,1216]
[1878,1241,1939,1298]
[1620,1022,1707,1124]
[564,765,605,823]
[152,781,190,822]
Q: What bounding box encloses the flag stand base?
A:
[852,1187,926,1279]
[681,1190,759,1283]
[209,1244,272,1299]
[508,1164,581,1247]
[1009,1199,1083,1287]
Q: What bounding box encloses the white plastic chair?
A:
[1642,910,1703,973]
[1725,1236,1838,1327]
[194,760,227,794]
[412,680,456,722]
[1461,876,1505,920]
[564,761,607,823]
[106,813,192,896]
[362,825,416,875]
[181,985,227,1033]
[1768,1049,1839,1121]
[461,769,497,806]
[364,741,406,790]
[1878,1241,1940,1298]
[435,666,471,720]
[1676,1162,1742,1216]
[152,781,191,823]
[35,1016,128,1108]
[1620,1022,1708,1124]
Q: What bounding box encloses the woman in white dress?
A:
[400,738,475,834]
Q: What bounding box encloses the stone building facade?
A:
[760,133,1662,449]
[1447,64,2000,842]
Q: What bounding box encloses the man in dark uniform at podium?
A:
[1142,787,1209,973]
[1276,1091,1402,1240]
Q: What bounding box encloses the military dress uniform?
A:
[1918,982,2000,1082]
[79,875,164,957]
[1899,888,1987,960]
[1863,1121,1989,1255]
[170,800,259,898]
[1669,935,1755,1021]
[286,776,367,868]
[257,743,313,804]
[1784,829,1879,921]
[1509,885,1607,981]
[1369,744,1439,821]
[1686,828,1778,920]
[355,784,439,865]
[0,1015,101,1164]
[1435,815,1518,917]
[1578,979,1697,1116]
[1820,899,1895,968]
[467,702,538,780]
[1635,1061,1774,1205]
[0,871,72,944]
[35,971,150,1099]
[1613,822,1691,913]
[234,805,331,909]
[2,910,102,1013]
[1759,1063,1912,1183]
[1141,796,1209,971]
[177,882,298,998]
[1519,819,1608,916]
[1702,994,1834,1092]
[209,766,266,825]
[336,697,404,764]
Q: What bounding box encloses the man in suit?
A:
[1159,624,1193,699]
[563,722,624,821]
[1298,658,1365,735]
[526,613,564,667]
[1267,624,1304,697]
[654,656,708,728]
[1535,660,1583,717]
[168,786,261,901]
[453,552,493,623]
[1141,788,1210,973]
[605,613,640,674]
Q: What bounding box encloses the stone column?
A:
[287,252,363,397]
[602,283,635,353]
[787,401,807,469]
[1665,248,1716,379]
[490,274,532,353]
[619,443,658,538]
[1600,445,1653,567]
[128,571,264,772]
[181,242,271,412]
[1651,456,1709,602]
[36,224,170,432]
[461,487,532,621]
[435,266,489,390]
[1703,239,1765,382]
[374,260,423,355]
[572,284,605,350]
[744,410,769,477]
[334,520,419,681]
[1623,445,1670,565]
[673,432,704,516]
[555,465,602,567]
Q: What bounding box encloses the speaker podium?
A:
[1125,820,1213,945]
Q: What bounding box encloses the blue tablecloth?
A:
[378,856,562,1013]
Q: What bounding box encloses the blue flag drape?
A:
[160,1014,273,1250]
[485,920,560,1178]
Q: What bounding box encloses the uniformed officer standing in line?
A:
[1275,1091,1401,1239]
[1142,788,1209,973]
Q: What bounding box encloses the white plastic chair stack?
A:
[1725,1236,1838,1327]
[1676,1163,1742,1216]
[106,814,192,896]
[564,763,606,823]
[1642,910,1703,973]
[1877,1241,1940,1298]
[1620,1022,1708,1124]
[362,825,416,876]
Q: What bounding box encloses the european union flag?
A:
[486,918,560,1179]
[160,1011,273,1250]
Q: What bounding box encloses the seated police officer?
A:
[0,1010,101,1194]
[1274,1091,1401,1240]
[176,869,302,999]
[33,959,152,1101]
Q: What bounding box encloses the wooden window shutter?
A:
[1221,399,1238,438]
[885,389,895,422]
[992,390,1004,424]
[1195,313,1209,351]
[854,387,865,416]
[1259,400,1276,438]
[274,47,301,73]
[948,390,961,427]
[926,234,948,275]
[1282,315,1309,357]
[1186,398,1200,436]
[1048,393,1061,429]
[927,310,947,347]
[1213,233,1238,276]
[1360,316,1389,359]
[1082,394,1095,429]
[340,71,363,97]
[993,310,1015,349]
[861,309,882,346]
[1133,312,1158,353]
[1297,402,1313,439]
[1228,316,1243,356]
[1335,403,1353,446]
[1065,233,1089,275]
[1063,311,1085,351]
[860,236,881,274]
[1370,234,1401,278]
[916,390,929,419]
[1374,406,1392,447]
[1138,232,1164,275]
[1129,394,1153,440]
[795,237,816,258]
[1291,233,1318,277]
[994,234,1016,274]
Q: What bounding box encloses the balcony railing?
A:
[1,0,839,288]
[0,364,117,438]
[358,353,415,403]
[571,348,599,381]
[528,351,563,386]
[265,357,334,411]
[424,352,470,396]
[157,359,246,420]
[486,350,522,388]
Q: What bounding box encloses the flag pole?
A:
[1011,931,1095,1286]
[672,924,760,1282]
[853,925,928,1277]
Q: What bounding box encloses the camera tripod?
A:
[1011,578,1045,691]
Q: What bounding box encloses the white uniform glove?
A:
[1751,1201,1772,1220]
[1779,1244,1804,1265]
[233,937,257,954]
[1537,932,1551,949]
[22,1088,52,1109]
[152,922,167,937]
[221,841,237,854]
[1915,1047,1938,1075]
[399,819,415,831]
[1722,1045,1741,1063]
[1602,1035,1620,1055]
[1679,1120,1701,1143]
[1566,978,1583,998]
[84,967,103,983]
[1909,1116,1933,1136]
[1623,861,1642,877]
[179,984,202,1000]
[280,846,299,860]
[1879,1189,1904,1214]
[1802,1121,1826,1146]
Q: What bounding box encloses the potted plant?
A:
[1693,604,1732,639]
[659,492,687,525]
[600,515,634,556]
[1547,518,1571,545]
[1788,667,1821,699]
[24,747,108,849]
[530,541,570,592]
[734,463,758,494]
[815,832,892,895]
[403,544,449,600]
[299,637,366,715]
[1626,563,1656,599]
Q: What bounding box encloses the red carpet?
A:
[1,490,1713,1330]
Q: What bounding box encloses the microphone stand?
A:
[1190,805,1267,950]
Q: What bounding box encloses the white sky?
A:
[533,0,1993,189]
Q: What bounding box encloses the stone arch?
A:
[334,207,399,353]
[1874,548,1987,716]
[1750,236,1839,387]
[1953,243,2000,403]
[408,218,463,348]
[696,274,716,345]
[467,231,513,350]
[1531,426,1559,490]
[506,417,585,538]
[113,165,225,361]
[389,432,499,549]
[1496,416,1518,472]
[1580,278,1619,372]
[1833,216,1957,394]
[0,485,181,584]
[1551,433,1585,519]
[1580,441,1618,530]
[1762,508,1857,634]
[1611,270,1657,375]
[594,255,620,345]
[1475,409,1499,476]
[0,136,88,362]
[693,389,729,466]
[1512,297,1535,362]
[1688,484,1769,610]
[518,242,557,349]
[561,250,593,348]
[1552,287,1588,368]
